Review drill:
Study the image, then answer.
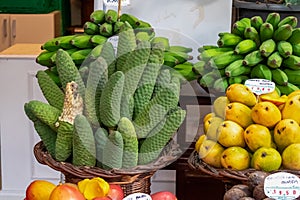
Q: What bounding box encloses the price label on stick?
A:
[103,0,130,7]
[264,172,300,200]
[244,79,275,95]
[122,193,152,200]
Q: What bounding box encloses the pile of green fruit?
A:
[194,12,300,95]
[35,9,196,88]
[25,21,186,170]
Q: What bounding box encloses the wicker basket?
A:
[34,140,182,196]
[188,150,300,185]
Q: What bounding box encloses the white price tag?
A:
[264,172,300,200]
[244,79,275,95]
[123,193,152,200]
[103,0,130,7]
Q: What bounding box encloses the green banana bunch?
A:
[225,59,251,77]
[265,12,281,29]
[198,47,233,61]
[259,39,276,57]
[250,15,263,30]
[217,32,243,47]
[288,28,300,44]
[282,55,300,70]
[292,42,300,56]
[71,34,94,49]
[208,50,243,69]
[99,22,113,37]
[273,24,293,41]
[192,60,207,75]
[276,83,300,95]
[105,9,118,24]
[277,41,293,58]
[244,26,260,46]
[277,15,298,28]
[228,75,249,84]
[83,21,100,35]
[267,51,283,68]
[36,51,56,67]
[231,18,251,37]
[271,68,289,86]
[90,10,105,24]
[213,77,228,92]
[172,63,198,81]
[259,22,274,42]
[234,39,257,55]
[284,68,300,85]
[250,64,272,81]
[243,50,263,67]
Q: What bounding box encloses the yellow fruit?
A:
[203,112,215,124]
[221,146,251,170]
[281,94,300,124]
[282,143,300,170]
[226,83,257,107]
[274,119,300,152]
[195,134,207,153]
[78,177,110,199]
[259,89,280,100]
[213,96,229,119]
[205,116,224,141]
[251,101,281,129]
[26,180,56,200]
[217,120,245,147]
[199,139,225,168]
[259,95,288,107]
[244,124,273,152]
[251,147,282,172]
[287,89,300,99]
[225,102,253,128]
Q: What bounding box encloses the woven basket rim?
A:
[34,140,182,182]
[188,150,300,183]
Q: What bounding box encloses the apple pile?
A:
[24,178,124,200]
[24,179,178,200]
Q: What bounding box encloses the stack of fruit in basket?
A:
[194,12,300,94]
[24,178,178,200]
[24,18,187,170]
[35,9,196,88]
[194,83,300,173]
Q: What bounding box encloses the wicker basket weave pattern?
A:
[34,140,182,196]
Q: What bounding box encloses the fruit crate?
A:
[0,0,71,35]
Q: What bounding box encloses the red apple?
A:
[107,184,124,200]
[93,197,111,200]
[150,191,177,200]
[49,183,85,200]
[93,184,124,200]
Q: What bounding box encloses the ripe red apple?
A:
[49,183,85,200]
[107,184,124,200]
[93,184,124,200]
[150,191,177,200]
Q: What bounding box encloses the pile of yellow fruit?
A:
[195,83,300,172]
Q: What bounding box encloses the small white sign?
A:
[108,35,119,53]
[103,0,130,7]
[244,79,275,95]
[123,193,152,200]
[264,172,300,200]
